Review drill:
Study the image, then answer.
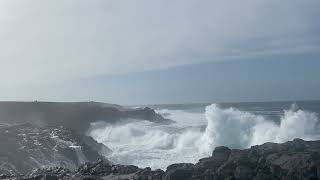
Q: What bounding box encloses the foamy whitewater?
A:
[89,103,320,170]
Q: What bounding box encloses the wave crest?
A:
[200,104,319,153]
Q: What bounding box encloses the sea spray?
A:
[89,104,320,170]
[252,104,319,144]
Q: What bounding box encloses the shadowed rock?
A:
[3,139,320,180]
[0,124,109,175]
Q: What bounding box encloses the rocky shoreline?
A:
[1,138,320,180]
[0,102,170,175]
[1,102,320,179]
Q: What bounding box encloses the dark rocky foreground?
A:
[1,139,320,180]
[0,123,110,175]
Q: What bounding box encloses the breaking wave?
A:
[88,104,320,170]
[200,104,319,153]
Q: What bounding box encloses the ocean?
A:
[88,100,320,170]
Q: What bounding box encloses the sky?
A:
[0,0,319,105]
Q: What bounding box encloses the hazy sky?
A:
[0,0,319,104]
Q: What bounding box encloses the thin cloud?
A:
[0,0,319,96]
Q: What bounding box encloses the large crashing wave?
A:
[89,104,320,169]
[200,104,319,153]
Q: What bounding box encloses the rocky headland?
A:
[0,102,170,175]
[0,101,171,133]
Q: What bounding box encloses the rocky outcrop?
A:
[0,102,171,132]
[0,102,172,177]
[165,138,320,180]
[0,124,110,175]
[124,107,169,124]
[3,139,320,180]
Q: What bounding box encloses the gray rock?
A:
[3,139,320,180]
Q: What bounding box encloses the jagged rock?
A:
[2,139,320,180]
[212,146,232,158]
[110,165,140,175]
[76,159,112,176]
[77,175,103,180]
[197,146,231,171]
[0,124,108,175]
[166,163,194,172]
[133,167,164,180]
[26,167,72,179]
[162,168,194,180]
[41,174,59,180]
[234,165,253,180]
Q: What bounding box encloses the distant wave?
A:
[89,104,320,169]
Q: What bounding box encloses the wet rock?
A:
[162,168,194,180]
[76,159,112,176]
[162,163,195,180]
[196,146,231,172]
[110,165,139,175]
[234,165,253,180]
[133,167,164,180]
[41,174,59,180]
[3,139,320,180]
[212,146,231,158]
[166,163,194,172]
[0,124,108,175]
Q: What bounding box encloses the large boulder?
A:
[196,146,231,171]
[162,163,195,180]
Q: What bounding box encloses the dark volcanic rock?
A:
[124,107,168,123]
[2,139,320,180]
[76,159,112,176]
[197,146,232,170]
[163,163,194,180]
[148,139,320,180]
[0,124,109,175]
[27,167,71,179]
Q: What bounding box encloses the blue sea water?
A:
[149,100,320,122]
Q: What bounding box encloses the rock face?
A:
[2,139,320,180]
[0,124,109,175]
[168,139,320,180]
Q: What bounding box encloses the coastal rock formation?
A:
[0,102,172,176]
[2,139,320,180]
[0,124,109,175]
[0,102,171,132]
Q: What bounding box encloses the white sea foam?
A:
[89,104,320,170]
[200,104,319,153]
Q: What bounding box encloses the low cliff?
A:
[0,101,170,132]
